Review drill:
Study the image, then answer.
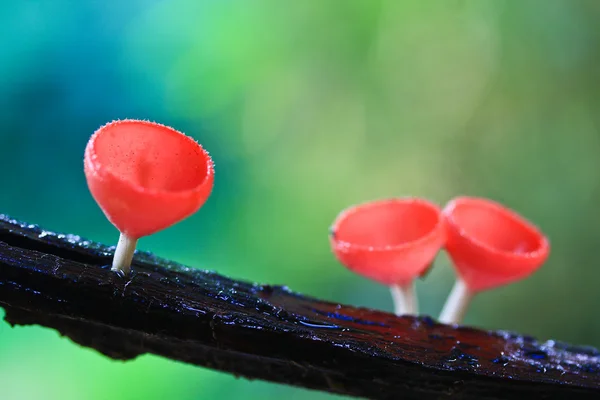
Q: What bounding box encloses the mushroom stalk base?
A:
[390,281,418,315]
[111,233,138,276]
[439,279,474,324]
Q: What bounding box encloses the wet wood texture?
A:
[0,215,599,399]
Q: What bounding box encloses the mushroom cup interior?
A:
[334,199,441,249]
[94,122,210,193]
[448,199,545,256]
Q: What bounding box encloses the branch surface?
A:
[0,215,599,399]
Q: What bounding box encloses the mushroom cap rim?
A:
[84,119,215,201]
[329,197,444,253]
[443,196,550,262]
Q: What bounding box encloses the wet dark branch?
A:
[0,215,599,399]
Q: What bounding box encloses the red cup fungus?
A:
[84,119,214,275]
[439,196,550,324]
[330,198,445,315]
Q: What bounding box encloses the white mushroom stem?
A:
[111,232,138,276]
[439,279,474,325]
[390,281,418,316]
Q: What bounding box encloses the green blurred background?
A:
[1,0,600,398]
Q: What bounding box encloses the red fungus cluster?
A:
[83,118,549,327]
[330,196,549,324]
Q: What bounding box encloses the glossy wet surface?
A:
[0,214,599,399]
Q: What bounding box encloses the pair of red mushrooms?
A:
[329,197,549,324]
[84,120,549,326]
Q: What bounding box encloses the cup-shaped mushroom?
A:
[84,119,214,239]
[330,198,445,315]
[443,196,549,293]
[439,196,550,324]
[84,119,214,275]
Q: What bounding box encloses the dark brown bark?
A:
[0,214,599,399]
